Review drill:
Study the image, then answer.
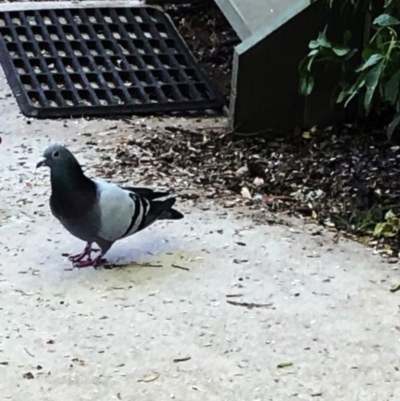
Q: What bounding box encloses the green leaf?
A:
[300,73,315,96]
[373,210,400,237]
[364,61,384,113]
[337,89,348,104]
[309,40,320,50]
[387,112,400,139]
[343,75,366,107]
[373,13,400,27]
[332,45,350,57]
[357,54,384,72]
[373,222,394,237]
[343,30,352,44]
[307,55,315,72]
[385,210,397,221]
[316,28,332,49]
[361,47,375,62]
[384,70,400,105]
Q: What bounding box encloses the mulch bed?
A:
[107,122,400,261]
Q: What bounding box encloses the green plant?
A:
[330,202,385,234]
[299,0,400,138]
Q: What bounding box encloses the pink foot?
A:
[69,245,99,263]
[73,255,106,269]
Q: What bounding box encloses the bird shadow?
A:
[97,230,182,270]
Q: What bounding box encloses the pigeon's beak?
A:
[36,158,47,168]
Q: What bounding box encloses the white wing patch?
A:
[95,180,147,242]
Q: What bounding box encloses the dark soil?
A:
[165,1,238,104]
[112,122,400,261]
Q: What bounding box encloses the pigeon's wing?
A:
[121,186,183,220]
[94,180,148,242]
[95,180,177,242]
[120,186,169,200]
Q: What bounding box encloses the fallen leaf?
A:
[23,372,34,379]
[374,210,400,238]
[277,362,293,369]
[253,177,264,187]
[241,187,251,199]
[390,284,400,293]
[138,373,159,382]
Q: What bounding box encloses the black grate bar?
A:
[35,10,83,106]
[35,11,81,105]
[88,8,152,104]
[62,9,115,106]
[48,10,100,105]
[0,6,223,118]
[135,9,185,102]
[77,8,138,105]
[138,8,204,102]
[4,11,49,107]
[97,8,160,104]
[124,8,182,103]
[127,8,182,103]
[104,8,152,104]
[18,11,66,107]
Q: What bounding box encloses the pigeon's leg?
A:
[73,240,112,269]
[68,242,99,263]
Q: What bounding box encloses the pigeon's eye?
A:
[53,151,60,158]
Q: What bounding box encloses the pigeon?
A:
[36,144,184,268]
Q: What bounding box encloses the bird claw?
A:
[68,246,99,263]
[73,255,106,269]
[68,253,87,263]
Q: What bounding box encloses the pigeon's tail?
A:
[157,197,184,220]
[140,197,183,230]
[160,207,184,220]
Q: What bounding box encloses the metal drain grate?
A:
[0,6,223,118]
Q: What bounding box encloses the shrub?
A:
[299,0,400,138]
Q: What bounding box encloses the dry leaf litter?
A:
[88,122,400,264]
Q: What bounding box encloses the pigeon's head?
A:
[36,144,78,170]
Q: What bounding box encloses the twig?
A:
[173,356,191,363]
[165,126,204,136]
[23,348,34,358]
[140,263,163,268]
[196,126,226,131]
[104,262,163,269]
[171,264,190,271]
[226,300,273,309]
[222,117,292,139]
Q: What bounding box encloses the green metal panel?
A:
[214,0,309,40]
[228,1,364,134]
